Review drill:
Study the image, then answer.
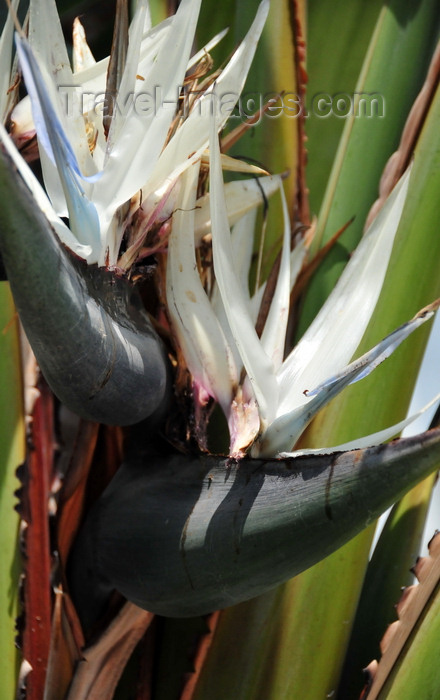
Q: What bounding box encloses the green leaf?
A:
[338,474,437,698]
[190,529,375,700]
[309,72,440,448]
[146,0,169,26]
[0,282,24,700]
[306,0,383,214]
[298,0,440,337]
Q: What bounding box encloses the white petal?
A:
[249,241,307,325]
[249,284,266,326]
[0,124,93,260]
[277,164,412,416]
[145,0,269,196]
[209,114,277,426]
[279,392,440,457]
[15,35,101,258]
[166,162,237,415]
[0,0,19,121]
[211,209,258,374]
[260,184,291,368]
[194,174,281,245]
[92,0,202,219]
[227,211,257,302]
[72,17,96,73]
[187,27,229,71]
[255,302,437,456]
[289,239,307,290]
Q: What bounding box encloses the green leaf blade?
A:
[0,283,24,700]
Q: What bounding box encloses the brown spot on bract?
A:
[186,290,197,303]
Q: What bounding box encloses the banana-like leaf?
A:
[0,146,171,426]
[70,428,440,628]
[0,283,24,700]
[338,473,437,698]
[306,0,383,214]
[299,0,440,336]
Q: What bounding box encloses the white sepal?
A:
[15,35,101,259]
[209,113,278,426]
[260,184,291,368]
[256,301,437,456]
[145,0,270,196]
[194,174,281,245]
[92,0,202,227]
[279,392,440,458]
[0,124,93,260]
[277,165,412,417]
[0,0,19,121]
[166,162,238,416]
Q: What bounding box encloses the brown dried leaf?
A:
[362,532,440,700]
[103,0,129,136]
[291,0,309,225]
[66,602,154,700]
[134,625,156,700]
[56,420,100,568]
[179,612,221,700]
[43,588,83,700]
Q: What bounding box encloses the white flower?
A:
[1,0,438,458]
[1,0,270,266]
[167,123,439,456]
